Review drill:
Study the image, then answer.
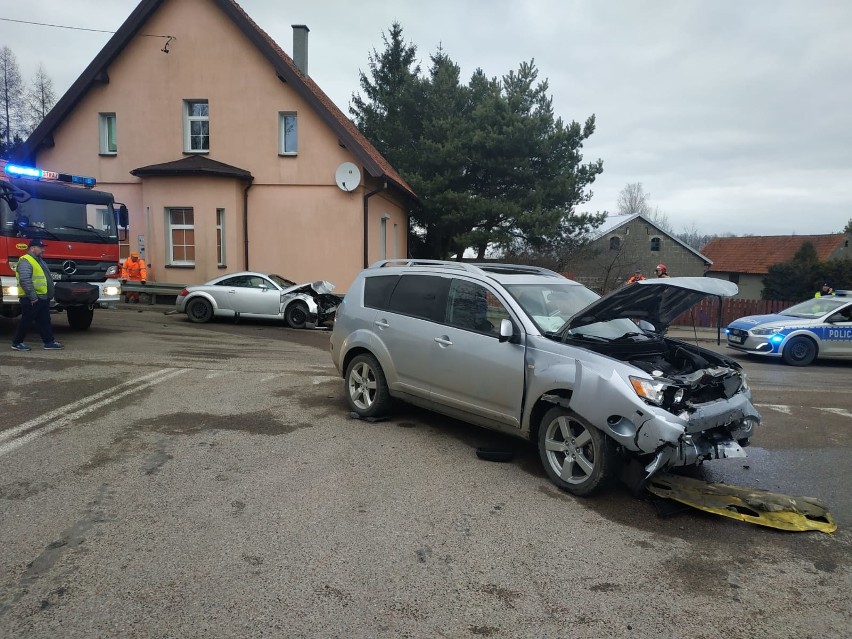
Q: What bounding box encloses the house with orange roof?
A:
[701,234,850,298]
[18,0,416,291]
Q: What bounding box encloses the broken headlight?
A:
[629,376,679,406]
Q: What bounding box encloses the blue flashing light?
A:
[72,175,97,187]
[770,334,784,343]
[5,164,43,179]
[724,328,730,334]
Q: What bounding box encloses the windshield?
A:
[1,195,117,244]
[504,283,600,333]
[269,274,297,289]
[781,297,848,319]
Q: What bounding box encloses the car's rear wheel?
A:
[186,298,213,323]
[345,353,391,418]
[782,335,817,366]
[285,301,309,329]
[538,407,618,496]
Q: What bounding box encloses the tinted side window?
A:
[218,276,251,287]
[364,275,400,310]
[446,279,510,336]
[387,275,444,320]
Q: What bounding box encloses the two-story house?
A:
[18,0,416,291]
[565,213,712,293]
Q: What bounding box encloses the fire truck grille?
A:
[44,259,113,282]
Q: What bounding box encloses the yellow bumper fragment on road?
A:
[647,473,837,533]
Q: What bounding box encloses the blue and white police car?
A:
[726,291,852,366]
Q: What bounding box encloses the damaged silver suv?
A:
[330,261,760,496]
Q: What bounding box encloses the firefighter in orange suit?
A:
[121,251,147,303]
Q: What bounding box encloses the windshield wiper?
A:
[610,331,653,341]
[17,226,60,240]
[59,225,108,238]
[561,331,609,343]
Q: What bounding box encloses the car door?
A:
[209,275,250,311]
[821,303,852,357]
[429,278,526,428]
[236,275,284,317]
[374,274,447,400]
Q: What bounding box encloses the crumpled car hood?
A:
[282,280,335,296]
[567,277,738,332]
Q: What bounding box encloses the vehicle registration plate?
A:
[728,335,744,344]
[51,272,62,281]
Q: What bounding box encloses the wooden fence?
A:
[671,298,792,328]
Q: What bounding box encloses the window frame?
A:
[278,111,298,155]
[99,113,117,155]
[650,237,661,252]
[609,236,621,250]
[165,207,196,266]
[216,208,226,267]
[184,100,209,153]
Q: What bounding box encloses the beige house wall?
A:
[34,0,409,292]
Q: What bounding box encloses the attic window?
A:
[609,236,621,250]
[279,112,298,155]
[184,100,209,153]
[650,237,661,252]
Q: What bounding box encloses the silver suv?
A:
[330,260,760,496]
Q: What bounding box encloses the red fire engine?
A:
[1,160,127,329]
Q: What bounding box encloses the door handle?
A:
[375,319,389,328]
[434,336,453,346]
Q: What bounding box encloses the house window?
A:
[729,273,740,284]
[650,237,661,252]
[99,113,117,154]
[279,112,298,155]
[184,100,209,152]
[393,223,399,259]
[216,208,226,266]
[609,236,621,250]
[380,215,390,259]
[166,208,195,265]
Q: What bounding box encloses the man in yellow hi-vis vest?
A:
[11,239,63,351]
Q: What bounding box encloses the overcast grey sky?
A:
[2,0,850,236]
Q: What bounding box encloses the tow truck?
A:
[1,160,128,330]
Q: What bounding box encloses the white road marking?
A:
[815,407,852,419]
[0,368,187,459]
[756,404,792,414]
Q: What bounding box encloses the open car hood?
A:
[283,280,336,296]
[566,277,738,332]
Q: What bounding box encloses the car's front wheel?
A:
[344,353,391,418]
[285,301,309,329]
[782,335,817,366]
[537,407,618,496]
[186,298,213,323]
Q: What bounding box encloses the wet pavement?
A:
[0,305,850,638]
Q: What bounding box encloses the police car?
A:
[726,291,852,366]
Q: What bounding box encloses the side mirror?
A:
[499,318,514,343]
[116,204,129,229]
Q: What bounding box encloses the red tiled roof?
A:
[701,234,848,274]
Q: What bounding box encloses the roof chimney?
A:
[292,25,309,76]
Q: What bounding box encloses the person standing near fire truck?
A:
[121,251,147,303]
[11,239,63,351]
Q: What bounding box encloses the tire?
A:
[537,406,618,496]
[344,353,391,419]
[782,335,817,367]
[186,298,213,323]
[67,305,94,330]
[285,301,309,329]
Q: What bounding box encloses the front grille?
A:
[728,328,748,339]
[43,258,113,282]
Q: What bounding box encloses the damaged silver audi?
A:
[330,261,760,496]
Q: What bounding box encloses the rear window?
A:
[364,275,399,310]
[386,275,444,320]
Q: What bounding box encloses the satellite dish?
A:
[335,162,361,192]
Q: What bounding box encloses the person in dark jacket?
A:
[11,239,63,351]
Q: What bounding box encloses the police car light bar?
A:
[4,163,97,187]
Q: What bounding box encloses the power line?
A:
[0,17,172,39]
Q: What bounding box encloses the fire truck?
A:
[1,160,127,330]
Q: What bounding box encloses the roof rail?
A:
[469,263,563,278]
[369,259,481,273]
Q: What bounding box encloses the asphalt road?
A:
[1,306,850,638]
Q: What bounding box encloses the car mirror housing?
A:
[499,318,514,343]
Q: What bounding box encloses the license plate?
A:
[728,335,744,344]
[51,272,62,281]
